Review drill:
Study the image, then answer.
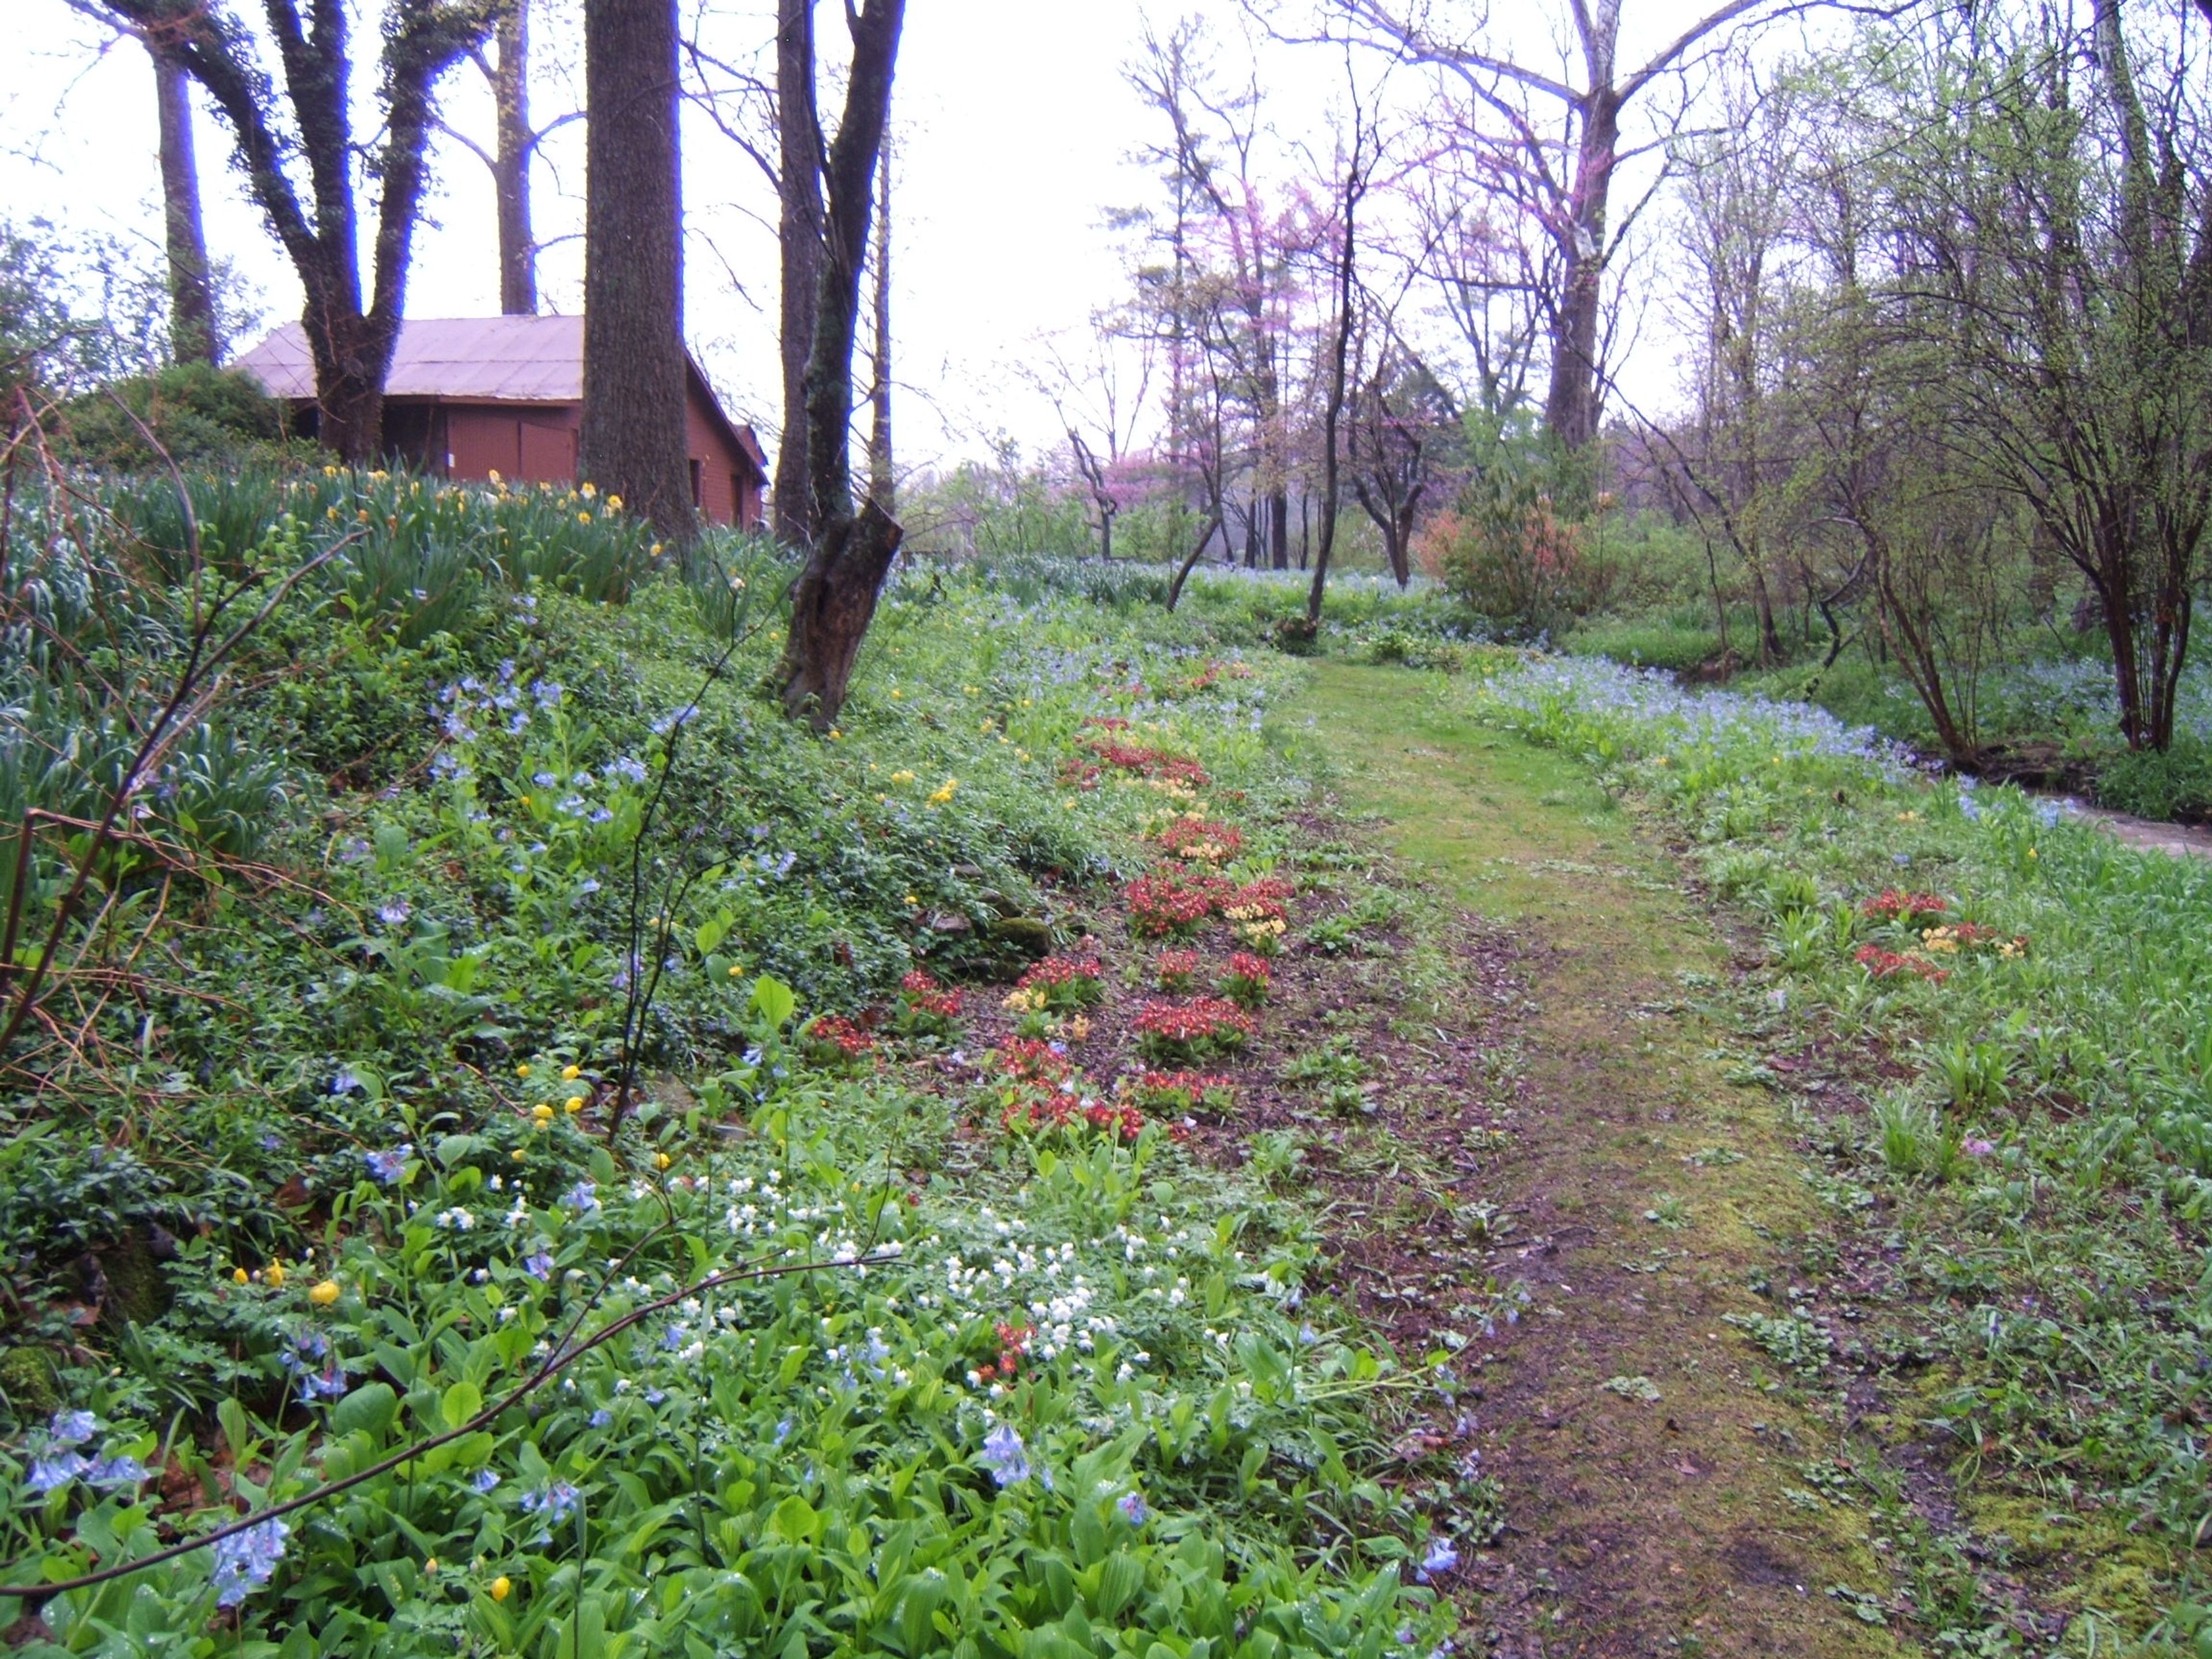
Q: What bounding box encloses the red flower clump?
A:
[1219,951,1271,1009]
[1133,996,1255,1062]
[1001,1089,1146,1143]
[1854,944,1949,984]
[899,968,963,1020]
[974,1319,1035,1384]
[1154,816,1245,863]
[994,1037,1077,1085]
[801,1013,876,1059]
[1084,735,1211,790]
[1222,876,1294,923]
[1126,871,1233,938]
[1016,952,1105,1007]
[1081,717,1132,733]
[1861,889,1949,926]
[1154,948,1201,991]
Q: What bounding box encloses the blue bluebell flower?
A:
[1117,1491,1149,1525]
[210,1517,290,1608]
[26,1453,88,1493]
[978,1422,1031,1487]
[48,1410,99,1448]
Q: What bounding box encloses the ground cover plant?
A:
[0,468,1453,1657]
[1452,652,2212,1646]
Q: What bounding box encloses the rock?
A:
[987,916,1054,958]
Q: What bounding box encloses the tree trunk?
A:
[491,0,537,315]
[867,132,894,512]
[151,44,216,365]
[1544,86,1619,454]
[780,497,904,724]
[774,0,906,730]
[1165,514,1224,612]
[772,0,824,543]
[1306,145,1361,626]
[579,0,692,547]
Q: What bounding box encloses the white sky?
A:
[0,1,1765,475]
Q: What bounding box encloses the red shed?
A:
[234,316,768,531]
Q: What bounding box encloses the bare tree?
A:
[74,0,502,461]
[580,0,692,544]
[440,0,581,314]
[1349,341,1457,585]
[1306,108,1371,624]
[774,0,824,541]
[774,0,906,729]
[149,40,215,363]
[1338,0,1822,451]
[868,133,895,512]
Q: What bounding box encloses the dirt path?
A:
[1298,665,1906,1659]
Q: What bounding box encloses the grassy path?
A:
[1301,664,1906,1659]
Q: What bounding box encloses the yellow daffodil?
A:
[581,482,597,499]
[654,1152,672,1170]
[607,494,622,510]
[562,1064,582,1081]
[890,688,902,699]
[233,1266,249,1284]
[491,1576,512,1602]
[578,511,593,525]
[310,1279,341,1306]
[487,468,502,484]
[425,1558,438,1575]
[565,1095,584,1114]
[510,1147,526,1161]
[532,1103,554,1123]
[263,1261,286,1289]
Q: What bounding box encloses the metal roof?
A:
[232,315,768,476]
[234,316,588,402]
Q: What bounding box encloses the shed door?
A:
[518,418,577,486]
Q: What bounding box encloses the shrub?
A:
[2094,737,2212,823]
